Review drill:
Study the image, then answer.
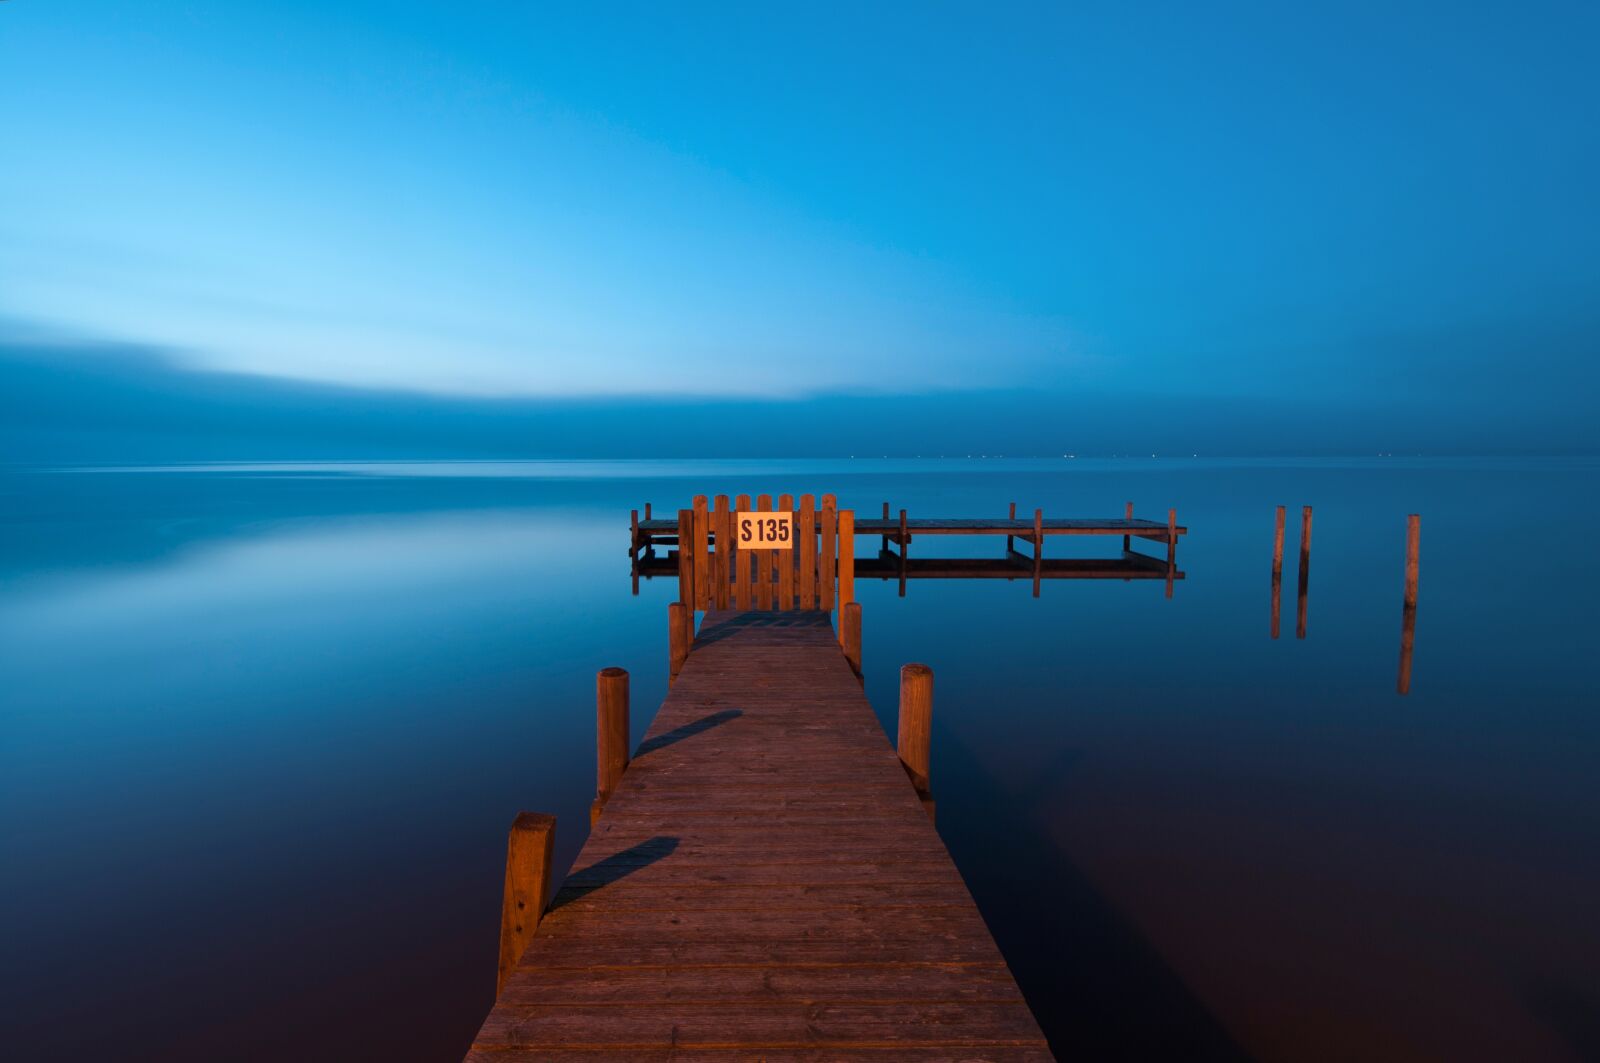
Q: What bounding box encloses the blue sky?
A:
[1,2,1596,436]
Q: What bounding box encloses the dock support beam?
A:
[841,601,862,681]
[898,664,935,821]
[498,811,555,996]
[591,668,629,825]
[1398,514,1420,694]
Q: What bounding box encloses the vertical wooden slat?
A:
[777,493,794,610]
[676,508,694,611]
[837,509,855,607]
[734,493,751,610]
[755,494,773,610]
[819,495,837,611]
[692,496,710,610]
[713,495,730,610]
[798,494,816,610]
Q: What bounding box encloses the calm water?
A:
[3,458,1598,1061]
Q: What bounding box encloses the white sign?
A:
[736,511,792,550]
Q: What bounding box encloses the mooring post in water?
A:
[1032,507,1044,597]
[1008,501,1017,554]
[882,501,891,556]
[591,668,630,825]
[498,811,555,996]
[898,663,935,820]
[1123,501,1134,552]
[668,602,691,683]
[630,509,640,595]
[841,600,863,680]
[1398,514,1420,694]
[1297,505,1312,638]
[1271,505,1286,639]
[899,508,910,597]
[1165,507,1178,598]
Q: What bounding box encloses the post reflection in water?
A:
[1398,514,1421,695]
[1296,504,1312,640]
[1270,505,1285,639]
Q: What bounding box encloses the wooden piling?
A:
[1032,508,1043,597]
[497,811,555,996]
[1272,505,1286,577]
[591,668,629,825]
[629,508,640,595]
[777,493,795,610]
[881,501,891,555]
[897,663,933,800]
[837,509,855,606]
[644,502,652,520]
[798,494,816,610]
[1008,501,1017,554]
[1165,507,1177,599]
[1123,501,1133,552]
[667,602,690,683]
[692,496,710,610]
[898,508,909,598]
[1399,514,1420,694]
[841,600,862,679]
[1297,505,1312,638]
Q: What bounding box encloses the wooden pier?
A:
[468,494,1069,1058]
[470,608,1050,1059]
[630,498,1188,598]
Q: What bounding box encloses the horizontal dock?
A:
[469,611,1051,1060]
[637,515,1188,540]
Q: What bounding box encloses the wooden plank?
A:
[777,493,794,610]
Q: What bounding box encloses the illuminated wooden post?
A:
[897,663,934,820]
[837,509,855,607]
[498,811,555,996]
[777,493,795,610]
[692,495,710,609]
[668,602,690,682]
[841,600,862,680]
[676,508,694,613]
[819,495,837,611]
[1398,514,1420,694]
[591,668,629,825]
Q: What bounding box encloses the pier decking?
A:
[469,610,1050,1060]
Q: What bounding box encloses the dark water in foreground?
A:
[3,458,1598,1062]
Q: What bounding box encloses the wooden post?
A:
[734,493,751,609]
[1032,508,1043,598]
[1007,501,1016,554]
[898,508,909,598]
[591,668,629,825]
[498,811,555,996]
[841,600,862,679]
[1165,507,1177,599]
[713,495,730,610]
[777,493,794,610]
[798,494,816,610]
[1272,505,1286,577]
[1123,501,1133,552]
[676,508,694,612]
[837,509,855,607]
[644,502,652,520]
[630,508,640,595]
[668,601,690,683]
[897,663,934,815]
[1398,514,1420,694]
[820,495,837,611]
[1297,505,1312,638]
[881,501,891,555]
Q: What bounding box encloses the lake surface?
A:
[3,458,1597,1061]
